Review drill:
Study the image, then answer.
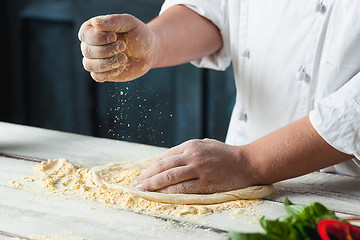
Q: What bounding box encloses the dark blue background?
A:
[1,0,235,148]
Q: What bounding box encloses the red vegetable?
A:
[317,219,360,240]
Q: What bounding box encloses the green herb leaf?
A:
[283,196,293,206]
[228,197,340,240]
[283,197,304,216]
[228,231,275,240]
[260,217,309,240]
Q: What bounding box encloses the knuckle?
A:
[154,161,164,173]
[118,13,136,25]
[80,43,90,57]
[78,30,83,41]
[185,139,199,149]
[164,172,174,183]
[90,72,105,82]
[82,58,91,71]
[191,150,203,159]
[78,25,86,41]
[84,29,111,45]
[190,150,205,162]
[81,28,94,44]
[90,72,100,81]
[155,156,164,163]
[121,13,133,19]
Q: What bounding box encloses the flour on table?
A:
[10,158,263,217]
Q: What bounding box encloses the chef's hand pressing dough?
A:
[131,139,261,194]
[78,14,156,82]
[92,158,274,205]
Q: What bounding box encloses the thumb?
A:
[91,14,140,33]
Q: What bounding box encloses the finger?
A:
[81,41,126,59]
[90,66,126,82]
[132,155,186,186]
[82,53,127,73]
[78,21,117,45]
[139,166,197,192]
[156,179,203,194]
[131,140,196,186]
[157,141,192,159]
[101,57,152,82]
[91,14,140,33]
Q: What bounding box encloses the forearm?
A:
[147,5,223,68]
[243,116,353,185]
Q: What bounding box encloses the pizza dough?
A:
[90,158,274,205]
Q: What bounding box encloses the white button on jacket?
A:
[237,111,247,121]
[161,0,360,177]
[315,1,326,13]
[241,48,250,58]
[296,66,309,81]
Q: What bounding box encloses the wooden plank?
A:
[1,121,359,238]
[0,157,230,240]
[1,121,359,216]
[270,172,360,215]
[0,153,43,162]
[2,155,357,235]
[0,230,31,240]
[0,121,167,168]
[0,156,275,234]
[0,185,229,240]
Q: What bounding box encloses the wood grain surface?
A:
[0,121,359,239]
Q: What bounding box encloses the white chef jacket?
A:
[160,0,360,177]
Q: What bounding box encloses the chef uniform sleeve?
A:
[160,0,231,71]
[309,71,360,161]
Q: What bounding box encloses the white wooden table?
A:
[0,122,359,240]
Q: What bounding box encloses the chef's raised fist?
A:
[78,14,156,82]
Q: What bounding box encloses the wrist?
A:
[233,144,263,186]
[146,22,162,69]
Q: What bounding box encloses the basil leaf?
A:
[260,217,307,240]
[284,197,304,216]
[228,197,340,240]
[285,204,305,217]
[283,196,293,206]
[295,202,339,224]
[228,231,275,240]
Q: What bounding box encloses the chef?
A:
[78,0,360,194]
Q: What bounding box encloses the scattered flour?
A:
[10,159,261,218]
